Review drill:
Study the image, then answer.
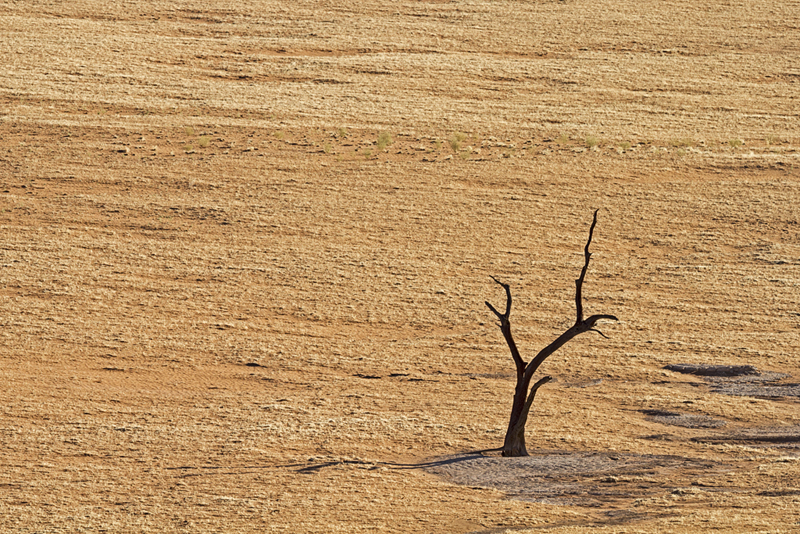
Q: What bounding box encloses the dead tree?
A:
[485,210,617,457]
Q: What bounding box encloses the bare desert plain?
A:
[1,1,800,532]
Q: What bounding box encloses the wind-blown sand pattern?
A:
[1,1,799,532]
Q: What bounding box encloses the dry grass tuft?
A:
[449,132,467,152]
[377,131,393,151]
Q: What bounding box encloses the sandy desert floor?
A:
[1,1,800,532]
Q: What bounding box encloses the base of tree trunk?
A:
[501,444,528,457]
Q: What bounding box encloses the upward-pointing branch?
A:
[486,276,525,380]
[575,209,599,323]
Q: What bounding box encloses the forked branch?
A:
[523,209,617,380]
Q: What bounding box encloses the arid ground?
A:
[1,1,799,532]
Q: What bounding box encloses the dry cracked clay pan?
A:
[427,364,800,510]
[425,452,721,507]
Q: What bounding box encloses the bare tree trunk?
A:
[486,210,617,457]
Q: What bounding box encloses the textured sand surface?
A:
[1,1,799,532]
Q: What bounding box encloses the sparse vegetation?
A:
[670,138,694,148]
[765,134,778,146]
[323,142,332,154]
[433,139,442,150]
[449,132,467,152]
[729,138,743,148]
[336,127,348,139]
[185,126,195,136]
[274,131,285,140]
[198,136,210,148]
[585,135,599,148]
[376,131,393,151]
[556,133,570,144]
[618,141,631,150]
